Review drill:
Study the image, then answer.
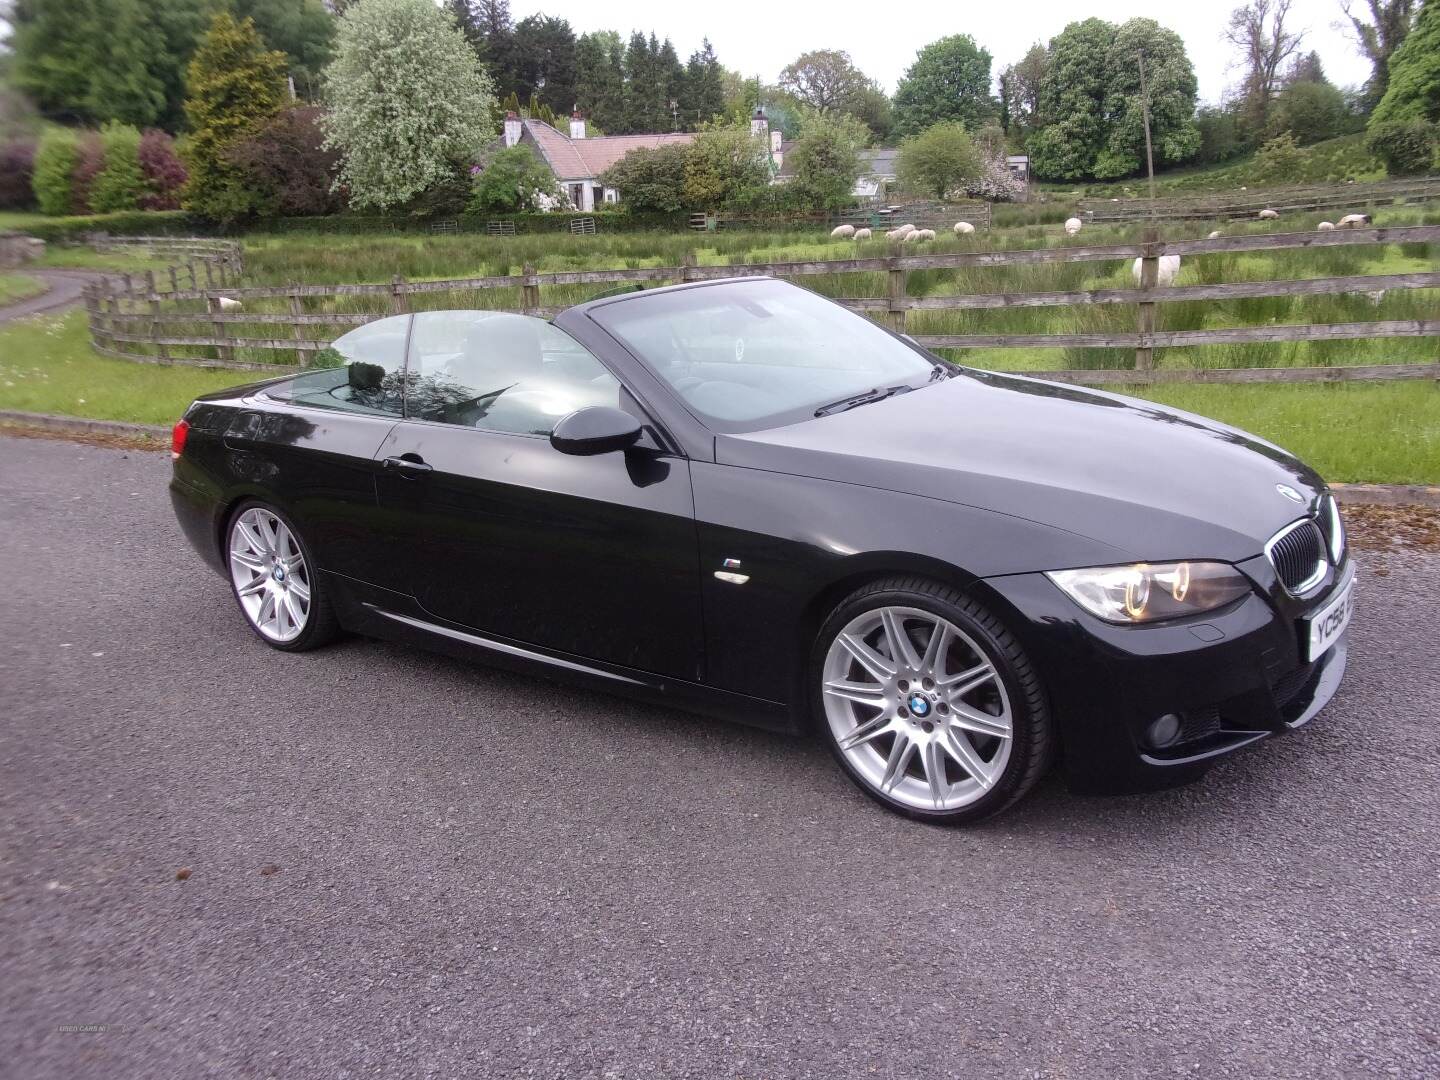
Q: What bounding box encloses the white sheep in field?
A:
[854,227,872,241]
[1258,209,1279,220]
[1366,289,1387,306]
[830,224,856,239]
[218,296,243,311]
[1317,221,1335,231]
[917,228,937,240]
[1064,217,1083,236]
[953,221,975,235]
[1337,213,1371,229]
[1131,255,1182,287]
[903,229,927,242]
[1207,230,1223,239]
[885,223,916,241]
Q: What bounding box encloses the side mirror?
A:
[550,406,643,456]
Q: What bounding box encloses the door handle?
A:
[382,454,432,476]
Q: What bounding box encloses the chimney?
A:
[751,107,768,140]
[569,108,586,140]
[771,130,783,172]
[503,111,522,148]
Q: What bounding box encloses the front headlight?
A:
[1046,561,1253,624]
[1323,493,1346,564]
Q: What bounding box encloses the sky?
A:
[525,0,1373,105]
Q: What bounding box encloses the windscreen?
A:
[590,279,940,431]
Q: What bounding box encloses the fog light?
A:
[1147,713,1183,749]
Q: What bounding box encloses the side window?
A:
[264,315,409,417]
[405,311,619,436]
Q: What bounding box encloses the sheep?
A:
[885,223,916,242]
[830,224,856,239]
[1257,209,1279,220]
[916,228,937,241]
[1064,217,1083,236]
[218,296,243,311]
[853,227,872,241]
[1131,255,1182,287]
[903,229,925,242]
[1207,230,1223,239]
[1317,221,1335,231]
[1337,213,1371,229]
[1366,289,1387,306]
[953,221,975,235]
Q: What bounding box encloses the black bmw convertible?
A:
[169,277,1353,823]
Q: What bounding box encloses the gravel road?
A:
[2,433,1436,1079]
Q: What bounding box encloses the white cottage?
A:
[499,110,697,212]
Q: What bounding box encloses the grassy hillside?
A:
[1039,134,1387,198]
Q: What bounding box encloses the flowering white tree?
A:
[322,0,496,211]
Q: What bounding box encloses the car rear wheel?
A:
[226,502,338,652]
[813,577,1053,823]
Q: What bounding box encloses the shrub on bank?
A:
[0,140,37,210]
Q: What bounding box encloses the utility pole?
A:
[1138,51,1156,203]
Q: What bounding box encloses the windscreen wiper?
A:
[813,383,912,417]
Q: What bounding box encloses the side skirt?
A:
[323,570,799,735]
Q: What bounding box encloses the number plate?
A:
[1303,576,1355,662]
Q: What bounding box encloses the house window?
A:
[568,184,584,208]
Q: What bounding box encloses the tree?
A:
[32,126,78,215]
[786,109,867,208]
[1194,104,1246,164]
[575,31,627,132]
[597,143,688,212]
[1251,130,1309,181]
[1339,0,1419,105]
[1369,0,1439,126]
[473,0,516,93]
[657,38,685,131]
[1000,44,1048,136]
[1027,19,1114,180]
[1271,79,1354,143]
[1225,0,1305,138]
[89,123,145,212]
[511,14,576,117]
[229,105,342,216]
[896,121,982,199]
[683,124,770,209]
[233,0,336,98]
[182,13,289,222]
[468,144,561,212]
[624,32,667,132]
[322,0,496,212]
[83,0,167,127]
[1093,19,1200,178]
[892,35,996,137]
[778,49,871,113]
[680,39,725,130]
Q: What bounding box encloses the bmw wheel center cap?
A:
[908,693,931,717]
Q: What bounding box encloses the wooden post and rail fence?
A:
[81,227,1440,385]
[1078,175,1440,224]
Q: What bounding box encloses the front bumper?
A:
[981,558,1353,795]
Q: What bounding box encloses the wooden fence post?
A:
[886,248,907,334]
[289,286,308,367]
[390,274,409,315]
[82,284,103,352]
[146,270,168,362]
[202,258,215,290]
[521,264,539,314]
[167,264,179,295]
[187,260,198,291]
[206,292,234,364]
[1135,227,1160,371]
[679,252,696,285]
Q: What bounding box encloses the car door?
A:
[225,314,411,582]
[372,310,704,681]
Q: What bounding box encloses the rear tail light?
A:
[171,417,190,460]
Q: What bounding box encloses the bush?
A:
[138,130,187,210]
[1365,120,1437,176]
[598,144,690,213]
[227,106,342,217]
[683,126,772,210]
[17,209,199,242]
[1250,132,1309,184]
[90,124,145,213]
[1271,81,1357,146]
[0,141,37,210]
[71,130,105,214]
[785,111,868,211]
[469,145,563,214]
[395,158,473,218]
[896,121,982,199]
[33,128,80,216]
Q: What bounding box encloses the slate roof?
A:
[523,120,697,181]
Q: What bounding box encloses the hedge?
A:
[255,209,695,234]
[16,210,202,242]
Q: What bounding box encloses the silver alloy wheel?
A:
[228,508,311,643]
[822,606,1013,812]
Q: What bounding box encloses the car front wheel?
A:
[226,501,338,652]
[813,577,1053,823]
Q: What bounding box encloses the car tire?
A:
[224,500,339,653]
[811,576,1053,824]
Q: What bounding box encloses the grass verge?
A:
[0,272,47,306]
[0,310,245,425]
